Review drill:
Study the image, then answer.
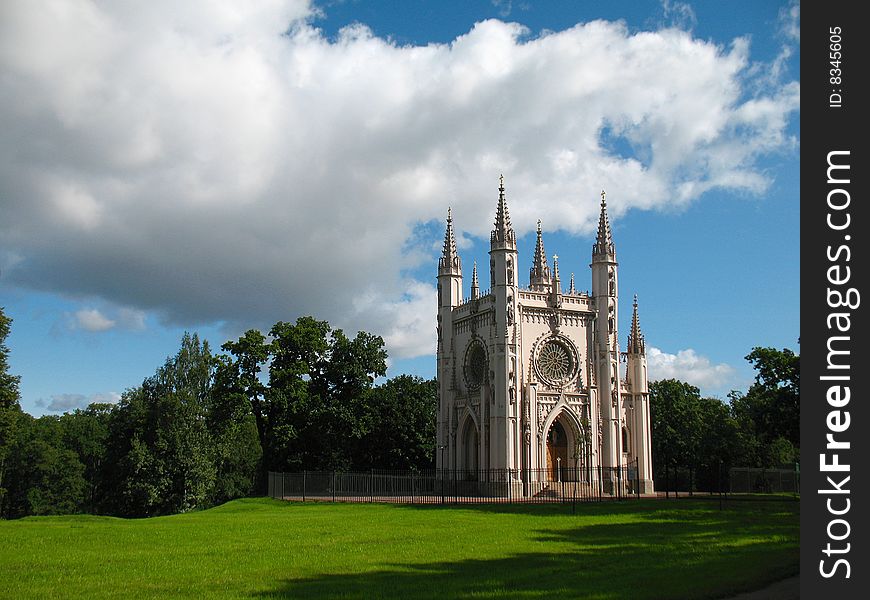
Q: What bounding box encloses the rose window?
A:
[465,343,487,390]
[537,340,573,383]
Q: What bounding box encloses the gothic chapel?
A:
[436,176,654,495]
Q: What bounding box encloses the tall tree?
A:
[357,375,437,470]
[60,403,113,512]
[219,330,269,452]
[0,308,23,515]
[3,414,87,517]
[105,333,217,516]
[731,346,800,466]
[649,379,702,490]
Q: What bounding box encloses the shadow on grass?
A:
[255,500,798,600]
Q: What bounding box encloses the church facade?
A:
[436,177,654,495]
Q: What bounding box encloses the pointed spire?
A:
[569,272,576,295]
[627,294,646,355]
[552,253,561,291]
[490,174,516,250]
[471,261,480,300]
[593,189,615,258]
[529,219,552,290]
[438,207,462,276]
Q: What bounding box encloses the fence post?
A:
[597,464,602,501]
[333,471,336,503]
[370,469,374,503]
[302,470,306,502]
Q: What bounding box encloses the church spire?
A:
[569,272,576,295]
[529,219,551,290]
[593,189,615,258]
[551,253,562,305]
[438,207,462,276]
[490,174,516,250]
[471,261,480,300]
[627,294,646,355]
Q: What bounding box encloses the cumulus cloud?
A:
[60,305,147,333]
[647,347,737,391]
[37,391,122,413]
[0,1,799,359]
[73,308,116,332]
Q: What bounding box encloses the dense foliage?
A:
[0,314,436,518]
[1,306,796,515]
[650,346,800,492]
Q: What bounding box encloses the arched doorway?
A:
[462,419,479,476]
[546,420,569,481]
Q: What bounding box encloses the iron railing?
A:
[268,461,642,504]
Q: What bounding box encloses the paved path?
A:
[722,576,799,599]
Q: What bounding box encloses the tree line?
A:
[1,306,799,517]
[0,311,436,518]
[650,346,800,492]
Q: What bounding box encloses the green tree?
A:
[730,346,799,467]
[356,375,437,470]
[209,355,262,503]
[0,308,23,514]
[219,330,269,453]
[649,379,702,491]
[694,396,740,491]
[3,415,87,517]
[221,317,388,474]
[60,403,113,512]
[106,333,217,516]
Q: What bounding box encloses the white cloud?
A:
[63,305,147,333]
[778,1,800,42]
[73,308,116,332]
[647,347,737,392]
[660,0,697,31]
[0,1,799,360]
[37,391,122,412]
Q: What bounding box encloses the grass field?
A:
[0,497,798,599]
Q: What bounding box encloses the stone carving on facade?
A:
[436,180,654,494]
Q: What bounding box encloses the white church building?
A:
[436,176,654,495]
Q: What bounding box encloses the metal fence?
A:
[268,461,641,504]
[729,466,800,494]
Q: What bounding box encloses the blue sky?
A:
[0,0,800,415]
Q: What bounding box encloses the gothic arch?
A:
[458,409,480,474]
[539,402,589,480]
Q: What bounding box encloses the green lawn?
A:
[0,497,798,599]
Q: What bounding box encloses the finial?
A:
[628,294,645,354]
[529,218,550,290]
[593,188,615,257]
[439,206,461,275]
[551,253,562,299]
[569,272,576,295]
[491,174,516,249]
